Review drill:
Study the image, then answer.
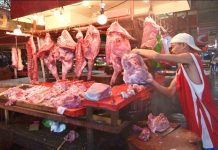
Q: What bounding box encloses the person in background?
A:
[132,33,218,150]
[211,53,218,74]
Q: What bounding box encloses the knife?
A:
[160,123,180,138]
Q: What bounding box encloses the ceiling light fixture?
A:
[6,25,31,36]
[97,0,107,25]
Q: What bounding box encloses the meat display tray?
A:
[0,83,86,118]
[81,84,152,111]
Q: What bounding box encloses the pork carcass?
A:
[141,17,159,49]
[82,25,101,80]
[11,47,18,68]
[121,53,149,85]
[147,113,170,133]
[26,36,39,84]
[57,30,76,50]
[37,33,60,81]
[84,83,111,101]
[75,30,87,78]
[106,21,135,85]
[17,48,24,71]
[57,30,76,80]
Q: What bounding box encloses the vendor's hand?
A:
[131,49,159,60]
[146,73,154,84]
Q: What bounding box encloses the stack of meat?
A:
[132,113,170,142]
[141,16,160,49]
[82,25,101,80]
[121,53,149,85]
[74,29,86,78]
[11,47,24,71]
[26,36,39,84]
[3,80,93,108]
[37,33,60,81]
[105,21,135,85]
[57,30,76,80]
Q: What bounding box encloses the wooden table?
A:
[0,83,152,150]
[128,126,202,150]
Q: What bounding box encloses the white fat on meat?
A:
[84,83,111,101]
[37,33,59,81]
[75,29,87,78]
[26,36,39,83]
[82,25,101,80]
[57,30,76,80]
[141,17,160,49]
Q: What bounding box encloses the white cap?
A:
[171,33,201,51]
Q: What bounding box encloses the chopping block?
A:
[128,125,202,150]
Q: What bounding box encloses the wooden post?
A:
[37,37,46,82]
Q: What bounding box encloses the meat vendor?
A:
[132,33,218,149]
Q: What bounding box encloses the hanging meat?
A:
[141,17,159,49]
[121,53,149,85]
[57,30,76,80]
[37,33,60,81]
[75,29,87,78]
[26,36,39,84]
[105,21,135,85]
[82,25,101,80]
[17,48,24,71]
[11,47,18,68]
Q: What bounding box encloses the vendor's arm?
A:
[132,49,193,64]
[151,77,176,97]
[147,73,176,97]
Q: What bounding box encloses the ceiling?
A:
[13,0,191,30]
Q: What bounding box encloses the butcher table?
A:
[0,83,153,150]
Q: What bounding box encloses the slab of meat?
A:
[138,127,151,142]
[121,53,149,84]
[106,21,135,85]
[57,30,76,80]
[141,17,159,49]
[26,36,39,84]
[37,33,55,58]
[82,25,100,80]
[58,47,74,80]
[17,48,24,71]
[11,47,18,68]
[57,30,77,51]
[75,30,87,78]
[84,83,111,101]
[3,87,27,105]
[128,84,146,93]
[37,33,59,81]
[147,113,170,133]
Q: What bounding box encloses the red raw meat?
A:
[105,21,135,85]
[147,113,170,133]
[75,29,87,78]
[122,53,149,84]
[82,25,100,80]
[141,17,159,49]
